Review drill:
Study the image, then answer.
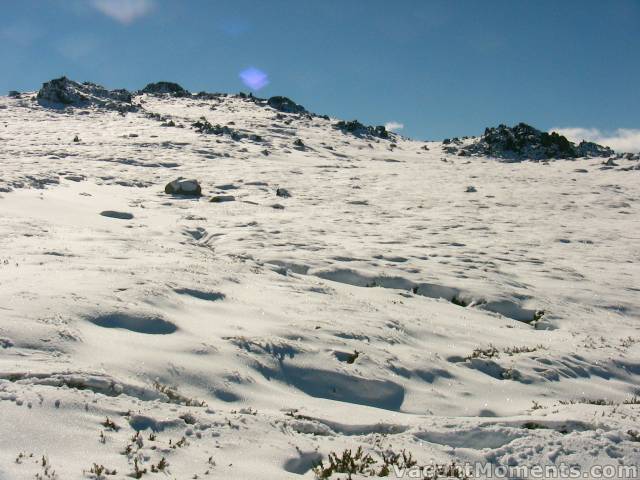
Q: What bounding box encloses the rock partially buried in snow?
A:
[100,210,134,220]
[276,188,291,198]
[165,178,202,197]
[210,195,235,203]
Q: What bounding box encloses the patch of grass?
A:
[559,398,613,406]
[466,345,500,360]
[378,450,417,476]
[153,380,207,407]
[620,337,638,348]
[86,463,117,478]
[467,344,545,361]
[503,344,545,356]
[313,447,376,479]
[313,448,467,479]
[35,456,57,480]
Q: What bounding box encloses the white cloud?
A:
[385,121,404,132]
[551,127,640,153]
[91,0,154,25]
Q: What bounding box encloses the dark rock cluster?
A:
[267,96,307,114]
[457,123,614,160]
[333,120,389,139]
[192,117,261,143]
[140,81,190,97]
[37,77,136,112]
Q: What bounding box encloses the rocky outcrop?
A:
[457,123,614,160]
[267,96,307,114]
[37,77,135,112]
[192,118,246,141]
[141,82,190,97]
[334,120,389,139]
[576,141,615,158]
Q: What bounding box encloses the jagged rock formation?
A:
[141,81,190,97]
[457,123,614,160]
[267,96,307,114]
[334,120,389,139]
[36,77,135,112]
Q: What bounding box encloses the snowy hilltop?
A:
[0,78,639,479]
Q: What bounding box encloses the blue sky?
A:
[2,0,639,146]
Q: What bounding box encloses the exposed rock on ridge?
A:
[37,77,136,112]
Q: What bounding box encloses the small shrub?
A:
[132,458,147,479]
[101,417,119,431]
[87,463,117,478]
[313,447,376,479]
[150,457,168,472]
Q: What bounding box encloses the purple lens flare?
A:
[239,67,269,91]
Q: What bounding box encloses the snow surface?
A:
[0,91,639,479]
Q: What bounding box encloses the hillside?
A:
[0,79,639,479]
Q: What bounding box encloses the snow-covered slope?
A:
[0,84,639,479]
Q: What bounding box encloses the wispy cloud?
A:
[1,23,43,47]
[91,0,154,25]
[552,127,640,153]
[55,35,99,61]
[385,121,404,132]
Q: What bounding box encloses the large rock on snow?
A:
[37,77,135,111]
[267,96,307,114]
[164,178,202,196]
[141,81,190,97]
[458,123,613,160]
